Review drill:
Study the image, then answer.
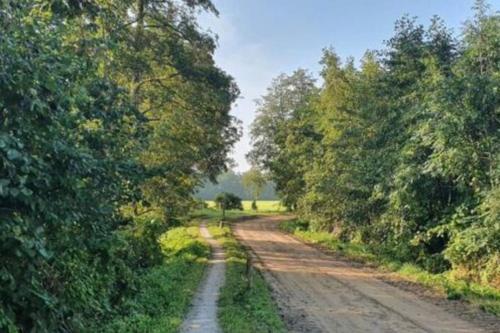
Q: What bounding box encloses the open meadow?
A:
[205,200,287,213]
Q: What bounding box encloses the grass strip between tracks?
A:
[207,223,286,333]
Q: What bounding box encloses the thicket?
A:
[249,1,499,287]
[0,0,238,331]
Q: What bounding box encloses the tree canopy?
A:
[249,2,499,285]
[0,0,239,330]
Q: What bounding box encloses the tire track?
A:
[234,216,488,333]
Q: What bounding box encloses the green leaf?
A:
[7,149,21,160]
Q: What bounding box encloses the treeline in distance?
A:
[196,170,277,200]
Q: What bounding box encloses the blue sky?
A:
[199,0,499,172]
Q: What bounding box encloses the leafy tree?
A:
[0,0,241,331]
[250,1,500,285]
[85,0,242,221]
[242,168,267,210]
[247,69,317,168]
[0,2,144,330]
[248,69,318,209]
[214,192,243,219]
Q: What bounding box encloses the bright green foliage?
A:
[207,225,286,333]
[242,168,267,209]
[0,0,238,331]
[250,2,500,287]
[98,226,210,333]
[101,0,240,220]
[159,226,210,258]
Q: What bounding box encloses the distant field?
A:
[205,200,286,212]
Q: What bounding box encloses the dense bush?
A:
[0,3,142,330]
[98,226,210,333]
[249,2,499,286]
[0,0,238,331]
[215,192,244,218]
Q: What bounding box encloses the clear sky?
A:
[198,0,499,172]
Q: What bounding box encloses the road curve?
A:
[233,216,488,333]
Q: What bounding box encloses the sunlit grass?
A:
[205,200,286,212]
[100,226,210,333]
[207,224,286,333]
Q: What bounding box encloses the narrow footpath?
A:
[180,223,225,333]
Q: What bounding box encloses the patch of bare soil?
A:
[381,276,500,333]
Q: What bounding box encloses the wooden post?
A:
[246,255,253,289]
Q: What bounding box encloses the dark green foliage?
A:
[249,2,499,287]
[215,192,244,210]
[1,3,143,331]
[215,193,243,218]
[0,0,239,331]
[248,69,318,210]
[97,226,210,333]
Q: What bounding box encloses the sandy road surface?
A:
[233,216,490,333]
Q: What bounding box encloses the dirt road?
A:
[233,216,491,333]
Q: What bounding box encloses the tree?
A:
[242,168,267,210]
[0,0,241,330]
[91,0,241,221]
[247,69,317,169]
[214,192,243,219]
[249,2,500,285]
[247,69,318,209]
[0,2,144,330]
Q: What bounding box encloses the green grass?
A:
[192,207,260,220]
[192,200,287,223]
[207,224,286,333]
[205,200,287,213]
[280,219,500,316]
[99,226,210,333]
